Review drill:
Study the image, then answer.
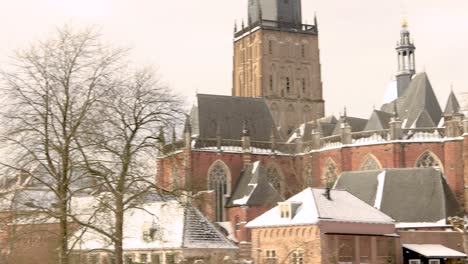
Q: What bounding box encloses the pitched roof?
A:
[246,188,394,228]
[311,188,394,223]
[335,168,461,223]
[332,116,368,136]
[226,161,283,207]
[444,90,461,115]
[318,115,338,137]
[183,206,237,248]
[71,194,237,251]
[364,110,393,131]
[381,73,442,128]
[191,94,280,141]
[403,244,466,258]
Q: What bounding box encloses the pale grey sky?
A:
[1,0,467,117]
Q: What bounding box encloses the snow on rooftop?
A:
[374,171,386,210]
[246,188,394,229]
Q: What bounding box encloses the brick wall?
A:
[250,225,322,264]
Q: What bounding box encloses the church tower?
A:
[395,18,416,96]
[233,0,324,136]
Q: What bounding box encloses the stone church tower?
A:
[232,0,324,136]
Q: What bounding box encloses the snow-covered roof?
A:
[246,188,394,229]
[403,244,466,258]
[226,161,283,207]
[71,195,237,251]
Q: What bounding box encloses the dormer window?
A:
[278,202,302,219]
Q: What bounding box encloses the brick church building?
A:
[156,0,468,253]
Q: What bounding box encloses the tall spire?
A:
[444,89,461,115]
[395,16,416,97]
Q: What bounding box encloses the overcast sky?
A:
[0,0,467,118]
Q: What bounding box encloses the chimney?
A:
[323,187,332,200]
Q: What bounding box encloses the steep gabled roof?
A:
[381,73,442,128]
[70,193,237,251]
[335,168,461,223]
[411,110,435,128]
[444,90,461,115]
[332,116,368,136]
[364,110,393,131]
[183,206,237,248]
[191,94,281,141]
[226,161,283,207]
[318,115,338,137]
[246,188,394,228]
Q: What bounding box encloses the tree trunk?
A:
[59,198,69,264]
[114,198,124,264]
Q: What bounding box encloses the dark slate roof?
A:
[381,73,442,128]
[413,110,435,128]
[335,168,461,223]
[300,122,316,142]
[318,115,338,137]
[192,94,281,141]
[332,116,368,136]
[183,206,237,249]
[444,90,461,115]
[364,110,393,131]
[226,161,283,207]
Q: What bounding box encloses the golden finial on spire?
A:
[402,17,408,28]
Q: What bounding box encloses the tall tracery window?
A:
[360,156,382,171]
[266,165,282,193]
[208,161,229,221]
[416,151,441,169]
[323,160,338,188]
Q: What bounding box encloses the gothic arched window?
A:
[416,151,442,170]
[208,161,230,221]
[360,155,382,171]
[266,165,282,194]
[323,160,338,188]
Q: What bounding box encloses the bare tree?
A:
[0,25,126,264]
[68,67,182,264]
